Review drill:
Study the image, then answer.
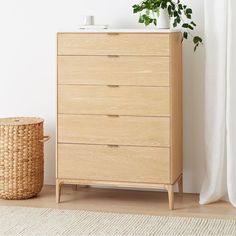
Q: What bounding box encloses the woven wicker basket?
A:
[0,117,49,200]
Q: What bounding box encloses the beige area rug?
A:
[0,206,235,236]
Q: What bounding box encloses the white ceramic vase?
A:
[158,9,170,29]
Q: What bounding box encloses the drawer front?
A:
[58,85,170,116]
[58,115,170,147]
[58,33,170,56]
[58,56,170,86]
[58,144,170,184]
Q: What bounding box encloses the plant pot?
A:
[158,9,170,29]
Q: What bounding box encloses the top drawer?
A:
[58,33,170,56]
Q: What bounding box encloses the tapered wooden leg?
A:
[56,180,62,203]
[166,185,174,210]
[178,175,183,194]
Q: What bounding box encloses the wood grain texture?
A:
[56,32,183,210]
[58,85,170,116]
[56,179,62,203]
[57,33,170,56]
[58,114,170,147]
[169,32,183,184]
[58,144,170,184]
[56,179,166,190]
[165,184,174,210]
[58,56,170,86]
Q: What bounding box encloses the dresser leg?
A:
[72,184,90,191]
[56,180,62,203]
[81,185,90,188]
[178,175,183,194]
[165,185,174,210]
[72,184,78,191]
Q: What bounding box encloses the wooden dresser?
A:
[56,30,182,210]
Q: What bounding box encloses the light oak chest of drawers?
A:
[56,31,183,210]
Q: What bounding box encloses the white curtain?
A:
[200,0,236,207]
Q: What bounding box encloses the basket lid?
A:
[0,117,44,126]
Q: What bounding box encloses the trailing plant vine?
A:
[133,0,203,51]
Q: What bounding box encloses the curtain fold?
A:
[227,0,236,207]
[200,0,236,207]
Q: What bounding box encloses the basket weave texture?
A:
[0,117,44,200]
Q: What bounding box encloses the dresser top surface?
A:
[57,28,181,34]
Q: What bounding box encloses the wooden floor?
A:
[0,185,235,220]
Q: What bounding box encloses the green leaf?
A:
[187,14,191,19]
[173,20,178,28]
[191,21,196,26]
[193,36,203,44]
[154,7,160,15]
[182,23,189,28]
[161,2,167,9]
[171,4,175,10]
[167,5,172,15]
[194,43,199,52]
[154,2,161,8]
[139,15,144,23]
[183,32,188,39]
[186,8,192,14]
[133,4,140,13]
[153,18,157,26]
[142,14,153,26]
[144,1,152,10]
[188,25,194,30]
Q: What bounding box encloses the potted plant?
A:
[132,0,203,51]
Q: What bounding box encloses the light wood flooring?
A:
[0,185,235,220]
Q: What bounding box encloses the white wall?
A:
[0,0,205,193]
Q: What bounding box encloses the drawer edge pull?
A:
[107,55,119,58]
[107,85,119,88]
[107,144,119,148]
[107,114,120,118]
[107,33,119,36]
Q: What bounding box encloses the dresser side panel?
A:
[170,33,183,184]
